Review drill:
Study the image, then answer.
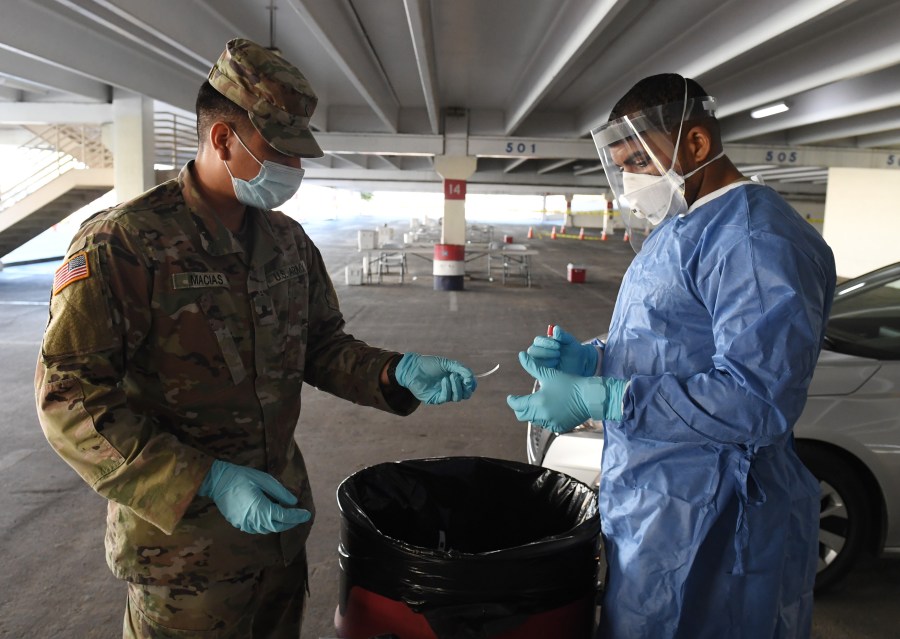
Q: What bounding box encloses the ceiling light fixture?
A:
[750,102,789,119]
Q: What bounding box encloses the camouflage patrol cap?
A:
[208,38,323,158]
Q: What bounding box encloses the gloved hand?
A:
[526,325,599,377]
[394,353,477,404]
[506,352,627,433]
[198,460,311,534]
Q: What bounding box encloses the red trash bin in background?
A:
[334,457,600,639]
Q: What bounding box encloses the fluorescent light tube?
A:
[750,102,789,119]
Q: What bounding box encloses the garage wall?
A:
[823,167,900,279]
[784,199,825,236]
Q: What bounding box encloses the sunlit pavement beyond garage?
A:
[1,214,898,639]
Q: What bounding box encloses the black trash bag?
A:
[336,456,599,639]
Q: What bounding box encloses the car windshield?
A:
[825,269,900,360]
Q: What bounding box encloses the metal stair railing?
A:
[0,114,198,213]
[154,111,198,169]
[25,123,113,169]
[0,124,113,212]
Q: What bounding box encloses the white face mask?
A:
[622,149,725,224]
[621,171,685,224]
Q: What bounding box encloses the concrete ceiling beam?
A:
[402,0,440,135]
[721,65,900,141]
[712,1,900,118]
[287,0,400,132]
[0,102,113,123]
[503,0,632,136]
[576,0,847,133]
[787,106,900,146]
[0,47,109,101]
[0,0,201,111]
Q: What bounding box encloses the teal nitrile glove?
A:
[198,460,311,535]
[526,325,599,377]
[394,353,477,404]
[506,352,627,433]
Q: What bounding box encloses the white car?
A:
[526,262,900,591]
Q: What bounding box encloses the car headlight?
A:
[527,421,555,464]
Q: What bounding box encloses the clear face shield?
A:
[590,94,719,253]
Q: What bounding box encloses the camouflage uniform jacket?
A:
[35,162,418,584]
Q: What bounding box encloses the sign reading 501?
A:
[505,142,538,154]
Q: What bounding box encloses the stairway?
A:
[24,124,113,168]
[0,125,114,261]
[0,168,114,259]
[0,116,197,262]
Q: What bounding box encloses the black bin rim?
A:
[336,455,599,560]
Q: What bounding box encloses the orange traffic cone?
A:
[623,230,630,242]
[527,226,534,239]
[600,229,607,241]
[578,227,585,240]
[550,226,557,239]
[560,224,566,235]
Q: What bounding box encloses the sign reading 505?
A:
[765,150,798,163]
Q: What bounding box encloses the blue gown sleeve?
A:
[622,231,833,448]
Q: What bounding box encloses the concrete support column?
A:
[564,193,574,229]
[434,155,476,244]
[112,88,154,201]
[433,154,476,290]
[602,193,614,238]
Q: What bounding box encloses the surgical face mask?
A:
[224,131,304,210]
[622,149,725,224]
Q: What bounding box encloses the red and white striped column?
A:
[433,156,476,291]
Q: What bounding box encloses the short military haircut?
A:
[195,80,252,147]
[609,73,717,135]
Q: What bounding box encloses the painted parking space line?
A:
[0,301,49,306]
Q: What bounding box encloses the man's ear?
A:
[209,121,233,161]
[684,124,713,164]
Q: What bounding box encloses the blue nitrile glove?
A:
[506,352,627,433]
[198,460,311,534]
[394,353,477,404]
[526,325,599,377]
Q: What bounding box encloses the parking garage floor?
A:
[1,215,897,639]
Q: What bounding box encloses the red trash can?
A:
[567,263,586,283]
[334,457,600,639]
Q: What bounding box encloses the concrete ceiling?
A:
[1,0,899,199]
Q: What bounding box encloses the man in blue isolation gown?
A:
[507,73,836,638]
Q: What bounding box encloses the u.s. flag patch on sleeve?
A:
[53,251,91,295]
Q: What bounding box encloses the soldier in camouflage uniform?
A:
[35,38,477,638]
